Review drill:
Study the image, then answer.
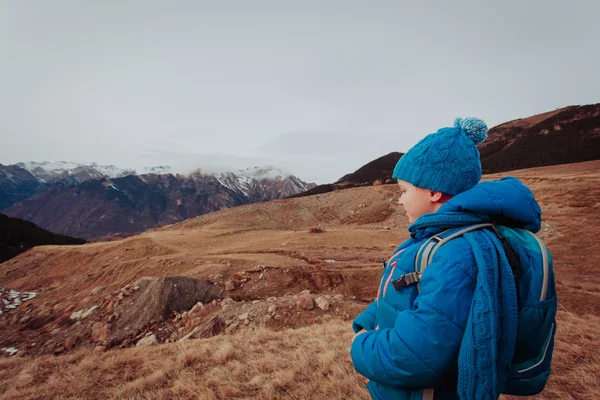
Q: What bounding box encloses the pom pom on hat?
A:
[454,117,488,145]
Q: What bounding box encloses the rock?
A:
[133,285,140,291]
[268,304,277,314]
[221,297,234,305]
[190,302,203,313]
[333,294,344,301]
[243,319,250,326]
[54,345,65,355]
[297,297,314,311]
[94,345,107,352]
[224,281,236,291]
[91,286,106,295]
[91,323,110,342]
[299,289,311,296]
[109,276,222,344]
[238,313,249,320]
[225,321,239,334]
[82,305,99,319]
[19,315,30,324]
[136,334,158,348]
[70,310,85,320]
[120,339,132,347]
[274,314,284,320]
[182,311,189,320]
[267,297,277,301]
[252,300,260,304]
[315,297,330,311]
[64,336,77,350]
[221,304,231,312]
[263,314,272,321]
[24,314,54,330]
[50,328,61,335]
[179,317,224,340]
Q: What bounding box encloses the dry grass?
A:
[0,319,369,400]
[1,311,599,399]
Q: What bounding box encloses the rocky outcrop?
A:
[108,277,222,343]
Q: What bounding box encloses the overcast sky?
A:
[1,1,599,183]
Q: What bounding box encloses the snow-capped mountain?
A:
[16,161,135,184]
[189,166,311,200]
[1,162,316,239]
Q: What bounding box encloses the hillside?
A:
[291,104,600,199]
[289,152,403,199]
[479,103,600,173]
[0,160,599,399]
[0,213,86,264]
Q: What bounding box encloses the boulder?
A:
[136,334,158,348]
[297,297,314,311]
[91,322,109,342]
[315,297,330,311]
[109,276,222,343]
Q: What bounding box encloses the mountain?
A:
[479,103,600,173]
[291,103,600,198]
[1,168,315,239]
[288,152,403,199]
[0,213,86,264]
[0,164,49,210]
[15,161,135,185]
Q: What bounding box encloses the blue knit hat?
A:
[392,117,488,196]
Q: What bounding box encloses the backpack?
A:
[395,223,557,396]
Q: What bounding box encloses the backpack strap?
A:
[392,223,496,292]
[517,230,550,301]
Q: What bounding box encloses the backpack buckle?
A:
[392,272,421,291]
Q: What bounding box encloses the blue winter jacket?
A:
[350,177,542,400]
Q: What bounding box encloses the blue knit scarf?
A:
[410,212,519,399]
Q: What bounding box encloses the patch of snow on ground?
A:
[1,348,18,356]
[0,287,37,315]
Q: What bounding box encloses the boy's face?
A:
[397,180,443,223]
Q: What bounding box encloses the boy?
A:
[350,118,544,399]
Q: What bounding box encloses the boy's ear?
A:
[429,191,443,203]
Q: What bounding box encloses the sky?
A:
[1,1,599,184]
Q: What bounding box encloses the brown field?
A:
[1,160,600,399]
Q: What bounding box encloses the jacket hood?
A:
[438,177,542,232]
